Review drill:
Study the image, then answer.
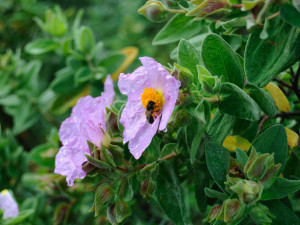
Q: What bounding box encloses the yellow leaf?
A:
[111,46,139,81]
[264,82,290,112]
[222,136,251,152]
[285,127,299,148]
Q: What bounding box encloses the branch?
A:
[273,78,291,89]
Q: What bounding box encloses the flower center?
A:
[141,87,164,116]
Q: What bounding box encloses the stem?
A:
[166,9,186,13]
[266,11,280,20]
[115,166,128,172]
[134,152,178,171]
[256,0,271,25]
[275,111,300,118]
[204,97,219,103]
[258,115,269,133]
[273,78,291,89]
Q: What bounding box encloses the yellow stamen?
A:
[141,87,164,113]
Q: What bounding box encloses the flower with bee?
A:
[118,57,180,159]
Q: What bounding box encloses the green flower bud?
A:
[249,204,273,224]
[178,90,195,106]
[93,183,114,216]
[206,204,223,223]
[138,1,168,23]
[223,199,245,223]
[173,63,194,89]
[35,6,68,37]
[187,0,231,20]
[108,144,124,166]
[244,148,281,189]
[115,199,132,223]
[230,180,263,205]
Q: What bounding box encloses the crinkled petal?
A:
[118,66,153,98]
[102,75,115,106]
[120,99,146,143]
[158,72,180,131]
[54,146,89,186]
[128,116,160,159]
[0,190,19,218]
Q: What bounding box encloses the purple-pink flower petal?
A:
[0,190,19,218]
[55,76,115,186]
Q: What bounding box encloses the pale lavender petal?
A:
[102,75,115,106]
[120,99,146,143]
[118,66,152,98]
[54,146,88,186]
[0,190,19,218]
[158,72,180,131]
[128,115,160,159]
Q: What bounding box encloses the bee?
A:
[145,101,158,124]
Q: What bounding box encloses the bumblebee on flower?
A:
[118,57,180,159]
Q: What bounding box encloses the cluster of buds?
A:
[206,148,281,224]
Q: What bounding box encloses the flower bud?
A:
[138,1,168,23]
[93,183,114,216]
[187,0,231,20]
[223,199,245,223]
[230,180,263,205]
[115,199,132,223]
[206,204,223,223]
[35,6,68,37]
[244,148,281,189]
[173,63,194,89]
[249,204,273,224]
[108,144,124,166]
[178,90,195,106]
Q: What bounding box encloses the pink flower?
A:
[0,190,19,218]
[54,76,115,186]
[118,57,180,159]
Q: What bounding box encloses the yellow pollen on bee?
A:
[141,87,164,113]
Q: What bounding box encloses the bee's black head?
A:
[147,101,155,111]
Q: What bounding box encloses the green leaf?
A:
[245,17,300,87]
[245,84,277,117]
[204,187,228,200]
[50,68,77,94]
[74,26,95,53]
[177,39,201,81]
[262,178,300,200]
[219,83,261,121]
[194,162,210,212]
[207,110,237,144]
[74,67,92,85]
[13,101,40,135]
[25,39,60,55]
[85,154,111,169]
[153,14,205,45]
[98,53,125,74]
[2,209,34,225]
[30,144,56,168]
[264,200,300,225]
[205,141,230,192]
[155,161,191,225]
[201,34,244,88]
[171,34,208,60]
[280,3,300,28]
[236,148,248,166]
[160,143,177,158]
[0,95,20,106]
[252,124,288,167]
